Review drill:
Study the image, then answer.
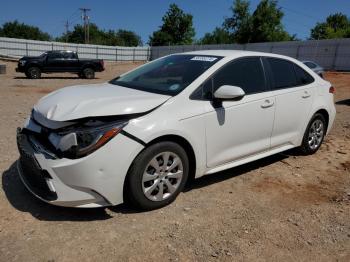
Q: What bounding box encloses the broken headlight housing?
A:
[49,120,128,159]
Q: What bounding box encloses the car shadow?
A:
[2,152,291,221]
[184,152,288,192]
[335,99,350,106]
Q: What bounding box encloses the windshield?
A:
[109,54,222,96]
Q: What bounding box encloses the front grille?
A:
[17,131,58,201]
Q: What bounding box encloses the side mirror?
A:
[213,85,245,100]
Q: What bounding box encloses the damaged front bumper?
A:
[16,127,144,208]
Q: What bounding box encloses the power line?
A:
[64,20,69,42]
[80,8,91,44]
[69,17,81,26]
[59,9,80,42]
[67,9,80,21]
[278,4,326,41]
[283,17,314,30]
[279,5,323,21]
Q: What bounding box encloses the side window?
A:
[267,58,297,89]
[47,52,63,59]
[190,78,213,100]
[213,57,266,95]
[294,65,314,85]
[62,52,75,59]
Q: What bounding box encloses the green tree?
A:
[149,3,195,46]
[310,13,350,39]
[57,24,142,46]
[250,0,293,42]
[0,20,51,41]
[115,29,142,46]
[221,0,294,44]
[199,27,231,44]
[223,0,252,43]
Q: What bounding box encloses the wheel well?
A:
[26,64,41,71]
[315,109,329,131]
[82,64,95,71]
[122,134,197,203]
[147,135,196,184]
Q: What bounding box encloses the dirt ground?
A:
[0,61,349,262]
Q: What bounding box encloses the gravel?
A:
[0,63,349,261]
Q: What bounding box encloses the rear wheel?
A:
[26,67,41,79]
[126,142,189,210]
[82,68,95,79]
[300,113,326,155]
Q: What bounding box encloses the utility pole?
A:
[64,20,69,43]
[80,8,91,44]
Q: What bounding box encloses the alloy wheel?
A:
[308,119,324,150]
[142,152,184,202]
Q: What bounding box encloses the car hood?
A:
[21,56,42,60]
[33,82,171,122]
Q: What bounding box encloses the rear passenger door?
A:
[263,57,316,148]
[61,52,80,72]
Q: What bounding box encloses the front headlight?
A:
[49,120,128,158]
[19,60,27,66]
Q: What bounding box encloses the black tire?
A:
[299,113,326,155]
[125,141,189,210]
[82,67,95,79]
[26,67,41,79]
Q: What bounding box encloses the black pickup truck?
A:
[16,50,105,79]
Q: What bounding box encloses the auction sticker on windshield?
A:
[191,56,218,62]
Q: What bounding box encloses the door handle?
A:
[261,99,274,108]
[302,91,311,98]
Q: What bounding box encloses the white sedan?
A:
[17,50,336,210]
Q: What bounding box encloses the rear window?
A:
[294,65,314,85]
[62,52,76,59]
[267,58,297,89]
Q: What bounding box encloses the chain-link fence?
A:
[150,38,350,71]
[0,37,150,61]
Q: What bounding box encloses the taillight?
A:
[329,86,335,93]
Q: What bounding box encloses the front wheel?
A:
[26,67,41,79]
[126,142,189,210]
[299,113,326,155]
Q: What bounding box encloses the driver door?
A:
[203,57,275,168]
[46,52,65,72]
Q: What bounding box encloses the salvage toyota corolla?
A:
[17,50,336,209]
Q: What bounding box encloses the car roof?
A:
[46,50,75,53]
[182,49,292,60]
